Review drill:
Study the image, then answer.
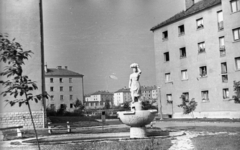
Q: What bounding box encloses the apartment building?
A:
[113,88,132,106]
[45,66,84,112]
[113,86,158,106]
[85,91,113,109]
[151,0,240,118]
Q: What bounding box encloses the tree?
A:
[74,98,85,115]
[232,81,240,104]
[104,99,111,109]
[178,94,197,117]
[0,34,48,150]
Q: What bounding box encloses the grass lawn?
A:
[157,118,240,122]
[192,134,240,150]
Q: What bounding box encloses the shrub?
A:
[178,95,197,115]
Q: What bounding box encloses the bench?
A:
[47,121,75,134]
[0,126,23,141]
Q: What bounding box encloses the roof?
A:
[114,88,130,93]
[91,91,113,95]
[150,0,221,31]
[114,86,157,93]
[45,68,83,77]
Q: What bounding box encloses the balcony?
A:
[220,46,226,57]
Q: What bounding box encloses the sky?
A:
[43,0,183,94]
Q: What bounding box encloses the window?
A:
[50,78,53,83]
[235,57,240,70]
[60,95,64,100]
[201,91,209,101]
[164,52,170,61]
[69,78,72,83]
[198,42,205,53]
[70,104,73,108]
[166,94,172,103]
[199,66,207,77]
[50,95,54,101]
[162,31,168,40]
[223,88,230,99]
[70,95,73,100]
[230,0,240,13]
[165,73,171,82]
[217,11,224,30]
[222,75,228,83]
[182,92,189,101]
[178,25,185,35]
[221,62,227,74]
[196,18,204,29]
[219,37,226,57]
[60,86,63,91]
[233,28,240,41]
[180,47,186,58]
[59,78,63,83]
[50,87,54,92]
[221,62,228,83]
[69,86,73,92]
[181,70,188,80]
[60,104,65,109]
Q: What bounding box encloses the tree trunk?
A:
[27,102,41,150]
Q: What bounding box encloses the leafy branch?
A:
[0,34,48,150]
[178,95,197,115]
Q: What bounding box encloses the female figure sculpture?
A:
[129,63,142,103]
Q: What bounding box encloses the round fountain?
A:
[117,101,157,138]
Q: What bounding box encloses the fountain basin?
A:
[117,109,157,138]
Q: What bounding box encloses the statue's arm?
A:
[137,67,142,75]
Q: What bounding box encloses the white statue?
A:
[129,63,142,103]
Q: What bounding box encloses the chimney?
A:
[185,0,194,10]
[44,64,48,72]
[57,66,62,69]
[65,66,68,69]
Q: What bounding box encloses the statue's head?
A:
[130,63,138,73]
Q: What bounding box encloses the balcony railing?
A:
[218,21,224,30]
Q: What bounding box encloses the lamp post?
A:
[157,86,163,120]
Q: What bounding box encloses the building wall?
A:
[153,2,240,118]
[0,0,45,128]
[85,94,113,109]
[45,76,83,112]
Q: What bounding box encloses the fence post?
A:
[48,122,52,134]
[67,121,71,133]
[16,126,22,137]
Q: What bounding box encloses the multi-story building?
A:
[141,86,158,101]
[45,66,84,112]
[85,91,113,109]
[113,88,131,106]
[151,0,240,118]
[113,86,158,106]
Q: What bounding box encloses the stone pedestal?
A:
[130,127,147,138]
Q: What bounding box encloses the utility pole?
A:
[157,87,163,120]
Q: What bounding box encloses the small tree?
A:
[232,81,240,104]
[46,104,56,116]
[120,101,130,110]
[0,35,48,150]
[104,99,111,109]
[178,95,197,118]
[74,98,85,115]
